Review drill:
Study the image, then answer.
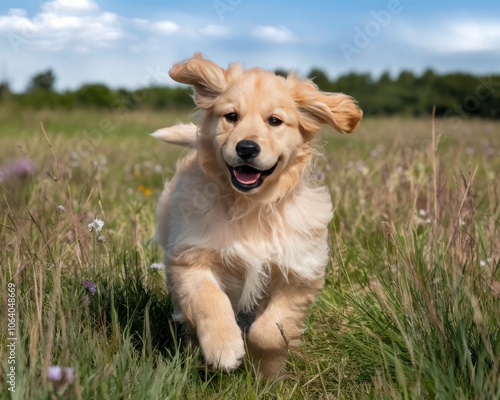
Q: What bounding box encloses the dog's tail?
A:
[150,123,197,147]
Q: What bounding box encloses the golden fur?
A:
[153,53,362,377]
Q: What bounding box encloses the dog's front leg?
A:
[168,265,245,371]
[246,274,323,378]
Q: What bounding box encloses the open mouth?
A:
[226,162,278,192]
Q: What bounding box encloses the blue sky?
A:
[1,0,499,92]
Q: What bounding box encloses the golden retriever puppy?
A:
[153,53,362,378]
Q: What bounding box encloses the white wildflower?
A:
[416,209,432,226]
[97,235,107,243]
[88,218,104,233]
[150,262,164,270]
[56,205,66,213]
[356,161,369,176]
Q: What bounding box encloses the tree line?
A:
[1,68,499,118]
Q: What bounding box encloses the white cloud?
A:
[153,20,181,34]
[0,1,124,52]
[2,2,498,94]
[49,0,99,13]
[251,25,295,43]
[395,19,500,54]
[131,18,148,27]
[0,9,32,31]
[199,24,230,37]
[7,9,27,18]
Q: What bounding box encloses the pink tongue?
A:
[234,167,261,184]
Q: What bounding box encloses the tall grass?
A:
[1,111,498,399]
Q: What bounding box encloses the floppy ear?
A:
[291,77,363,135]
[169,53,227,109]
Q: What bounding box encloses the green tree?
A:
[27,69,56,92]
[75,84,117,108]
[274,68,289,78]
[307,68,331,91]
[0,81,10,102]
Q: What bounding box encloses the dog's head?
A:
[169,53,363,200]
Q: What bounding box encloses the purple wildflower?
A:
[47,366,62,382]
[47,366,74,393]
[0,158,37,182]
[82,279,97,295]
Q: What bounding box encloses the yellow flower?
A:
[144,188,152,196]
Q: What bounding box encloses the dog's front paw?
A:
[198,320,245,371]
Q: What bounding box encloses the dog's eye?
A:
[268,116,283,127]
[224,112,238,123]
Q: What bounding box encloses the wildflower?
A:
[371,145,384,158]
[47,366,74,394]
[150,262,164,270]
[356,161,369,176]
[88,218,104,233]
[97,235,107,243]
[82,279,97,295]
[56,205,66,213]
[465,147,475,155]
[47,365,74,383]
[416,209,432,225]
[139,185,152,196]
[64,368,74,383]
[47,366,62,382]
[0,158,37,183]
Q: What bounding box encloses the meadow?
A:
[0,107,499,399]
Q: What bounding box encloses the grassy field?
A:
[1,108,499,399]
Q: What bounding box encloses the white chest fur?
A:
[160,170,333,312]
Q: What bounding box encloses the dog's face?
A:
[213,69,304,193]
[169,53,363,199]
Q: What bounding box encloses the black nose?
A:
[236,140,260,160]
